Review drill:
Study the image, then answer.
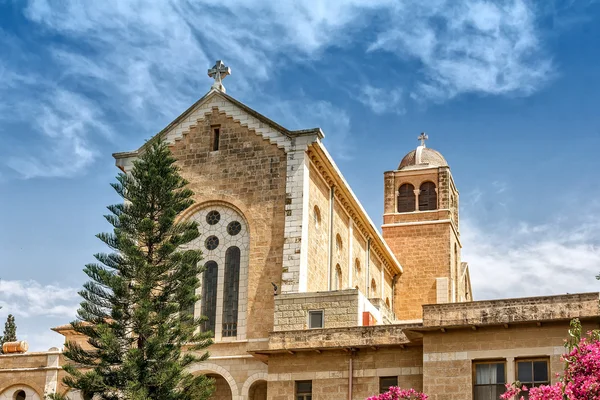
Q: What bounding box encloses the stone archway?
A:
[241,372,268,400]
[188,362,240,400]
[0,385,42,400]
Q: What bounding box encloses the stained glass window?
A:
[227,221,242,236]
[222,247,240,337]
[206,210,220,225]
[201,261,218,336]
[205,235,219,250]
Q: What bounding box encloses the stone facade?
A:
[3,83,599,400]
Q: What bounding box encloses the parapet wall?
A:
[422,292,600,328]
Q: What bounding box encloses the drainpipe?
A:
[366,238,371,297]
[392,274,399,315]
[348,350,355,400]
[327,185,335,291]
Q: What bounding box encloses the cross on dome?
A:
[208,60,231,93]
[418,132,428,147]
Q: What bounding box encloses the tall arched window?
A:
[335,264,343,290]
[419,181,437,211]
[222,246,241,337]
[201,261,218,335]
[397,183,416,212]
[371,278,377,297]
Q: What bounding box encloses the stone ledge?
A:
[421,292,600,328]
[259,324,418,353]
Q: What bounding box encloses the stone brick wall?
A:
[0,351,61,399]
[385,222,452,320]
[307,163,330,292]
[267,346,423,400]
[171,108,287,340]
[332,199,350,289]
[351,231,367,293]
[273,290,360,331]
[421,320,600,400]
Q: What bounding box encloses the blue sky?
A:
[1,0,599,351]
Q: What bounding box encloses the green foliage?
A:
[57,139,214,400]
[0,314,17,353]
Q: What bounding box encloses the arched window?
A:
[201,261,218,335]
[313,206,321,229]
[386,298,391,308]
[15,390,26,400]
[354,258,361,274]
[419,181,437,211]
[335,234,343,254]
[222,247,241,337]
[335,264,343,290]
[397,183,416,212]
[371,278,377,297]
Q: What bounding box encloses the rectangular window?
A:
[379,376,398,393]
[295,380,312,400]
[473,361,506,400]
[308,310,324,329]
[212,126,220,151]
[517,359,549,399]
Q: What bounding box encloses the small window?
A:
[227,221,242,236]
[15,390,27,400]
[211,126,220,151]
[335,234,342,254]
[335,264,343,290]
[295,380,312,400]
[473,361,506,400]
[397,183,416,212]
[371,278,377,297]
[517,359,549,398]
[205,235,219,250]
[355,258,361,274]
[385,297,390,308]
[313,206,321,229]
[308,310,323,329]
[379,376,398,393]
[419,181,437,211]
[206,210,220,225]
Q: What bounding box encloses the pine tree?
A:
[0,314,17,353]
[55,139,214,400]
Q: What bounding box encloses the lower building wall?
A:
[422,321,600,400]
[267,346,423,400]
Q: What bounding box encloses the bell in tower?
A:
[382,133,471,321]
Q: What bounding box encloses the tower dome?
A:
[398,133,448,170]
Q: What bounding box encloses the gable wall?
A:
[170,108,287,339]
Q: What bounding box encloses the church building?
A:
[1,61,599,400]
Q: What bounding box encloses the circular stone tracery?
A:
[205,235,219,250]
[227,221,242,236]
[206,210,221,225]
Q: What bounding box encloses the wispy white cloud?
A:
[369,0,553,102]
[0,279,79,319]
[358,85,405,115]
[462,210,600,300]
[1,0,556,178]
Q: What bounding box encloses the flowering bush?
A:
[501,319,600,400]
[366,387,428,400]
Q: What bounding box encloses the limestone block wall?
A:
[0,351,63,399]
[171,108,287,340]
[273,290,361,331]
[385,222,452,320]
[267,346,423,400]
[307,163,330,292]
[421,321,600,400]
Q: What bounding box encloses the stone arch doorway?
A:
[247,380,267,400]
[188,362,239,400]
[208,374,233,400]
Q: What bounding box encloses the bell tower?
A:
[382,134,471,321]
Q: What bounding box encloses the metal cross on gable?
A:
[418,132,429,147]
[208,60,231,92]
